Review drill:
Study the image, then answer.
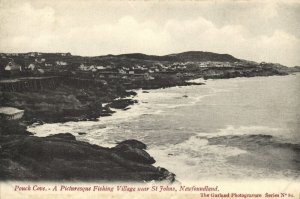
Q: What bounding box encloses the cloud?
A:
[0,1,299,66]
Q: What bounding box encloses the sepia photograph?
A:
[0,0,299,198]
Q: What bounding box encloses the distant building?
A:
[0,107,24,120]
[79,64,87,71]
[61,53,71,56]
[56,61,68,66]
[96,66,106,70]
[29,52,36,57]
[119,69,126,74]
[27,63,36,70]
[45,63,53,67]
[5,61,22,72]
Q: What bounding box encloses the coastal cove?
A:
[28,73,300,181]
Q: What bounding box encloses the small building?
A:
[0,107,24,120]
[27,63,36,70]
[5,61,21,71]
[45,63,53,67]
[79,64,88,71]
[61,53,71,56]
[56,61,68,66]
[28,52,37,57]
[4,61,22,75]
[144,73,154,80]
[96,66,106,70]
[119,69,126,74]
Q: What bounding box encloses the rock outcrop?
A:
[114,140,155,164]
[109,99,138,110]
[0,130,175,182]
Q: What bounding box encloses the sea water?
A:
[28,74,300,181]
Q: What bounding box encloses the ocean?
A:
[28,74,300,181]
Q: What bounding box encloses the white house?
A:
[79,64,87,70]
[88,65,96,71]
[27,63,36,70]
[5,61,22,71]
[56,61,68,66]
[96,66,106,70]
[119,69,126,74]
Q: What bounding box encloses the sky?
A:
[0,0,299,66]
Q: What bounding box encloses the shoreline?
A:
[0,76,205,182]
[1,73,298,182]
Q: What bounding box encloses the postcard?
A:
[0,0,299,198]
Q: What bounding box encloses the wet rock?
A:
[0,135,173,182]
[157,167,176,183]
[116,139,147,150]
[113,144,155,165]
[109,99,138,110]
[46,133,76,141]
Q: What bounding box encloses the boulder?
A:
[109,99,137,110]
[116,139,147,150]
[114,144,155,165]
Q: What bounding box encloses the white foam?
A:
[146,124,291,181]
[197,125,281,138]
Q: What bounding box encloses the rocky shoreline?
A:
[0,71,298,182]
[0,79,195,182]
[0,120,175,182]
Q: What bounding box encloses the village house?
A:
[79,64,88,71]
[27,63,36,70]
[35,58,45,63]
[56,61,68,66]
[28,52,37,57]
[25,63,45,74]
[61,53,71,56]
[88,65,97,72]
[45,63,53,67]
[96,66,106,70]
[4,61,22,73]
[118,69,126,74]
[0,107,24,120]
